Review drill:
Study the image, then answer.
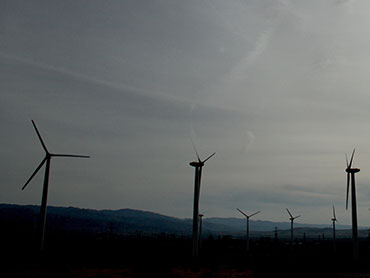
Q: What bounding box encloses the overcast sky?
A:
[2,0,370,225]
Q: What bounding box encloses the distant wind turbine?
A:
[22,120,89,250]
[237,208,260,252]
[332,205,337,253]
[286,208,300,246]
[345,149,360,260]
[189,142,215,260]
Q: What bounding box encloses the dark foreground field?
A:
[2,231,370,278]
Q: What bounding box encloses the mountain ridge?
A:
[0,203,366,239]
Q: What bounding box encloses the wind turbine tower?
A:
[22,120,89,250]
[332,205,337,253]
[198,214,204,252]
[237,208,260,252]
[274,227,278,242]
[345,149,360,260]
[189,144,215,260]
[286,208,300,246]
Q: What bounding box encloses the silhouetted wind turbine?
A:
[198,214,204,252]
[237,208,260,252]
[189,143,215,260]
[332,205,337,253]
[345,149,360,260]
[22,120,89,250]
[286,208,300,246]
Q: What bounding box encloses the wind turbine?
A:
[198,214,204,253]
[286,208,300,246]
[22,120,89,250]
[189,143,215,260]
[237,208,260,252]
[332,205,337,253]
[345,149,360,260]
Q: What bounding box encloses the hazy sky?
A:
[2,0,370,225]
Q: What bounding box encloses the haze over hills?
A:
[1,203,368,240]
[205,217,353,231]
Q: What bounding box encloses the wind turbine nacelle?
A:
[346,168,360,173]
[190,161,204,167]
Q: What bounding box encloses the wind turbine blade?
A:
[346,173,350,210]
[333,205,337,219]
[294,215,301,220]
[349,149,355,168]
[52,154,90,158]
[191,138,201,162]
[286,208,293,218]
[202,152,215,163]
[31,120,49,153]
[237,208,248,218]
[249,211,261,218]
[333,205,336,220]
[345,154,349,168]
[22,157,47,190]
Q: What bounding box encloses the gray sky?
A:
[2,0,370,225]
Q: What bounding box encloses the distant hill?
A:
[0,204,367,239]
[0,204,194,236]
[204,217,353,231]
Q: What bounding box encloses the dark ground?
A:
[2,228,370,278]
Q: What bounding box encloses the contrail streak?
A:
[0,51,244,115]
